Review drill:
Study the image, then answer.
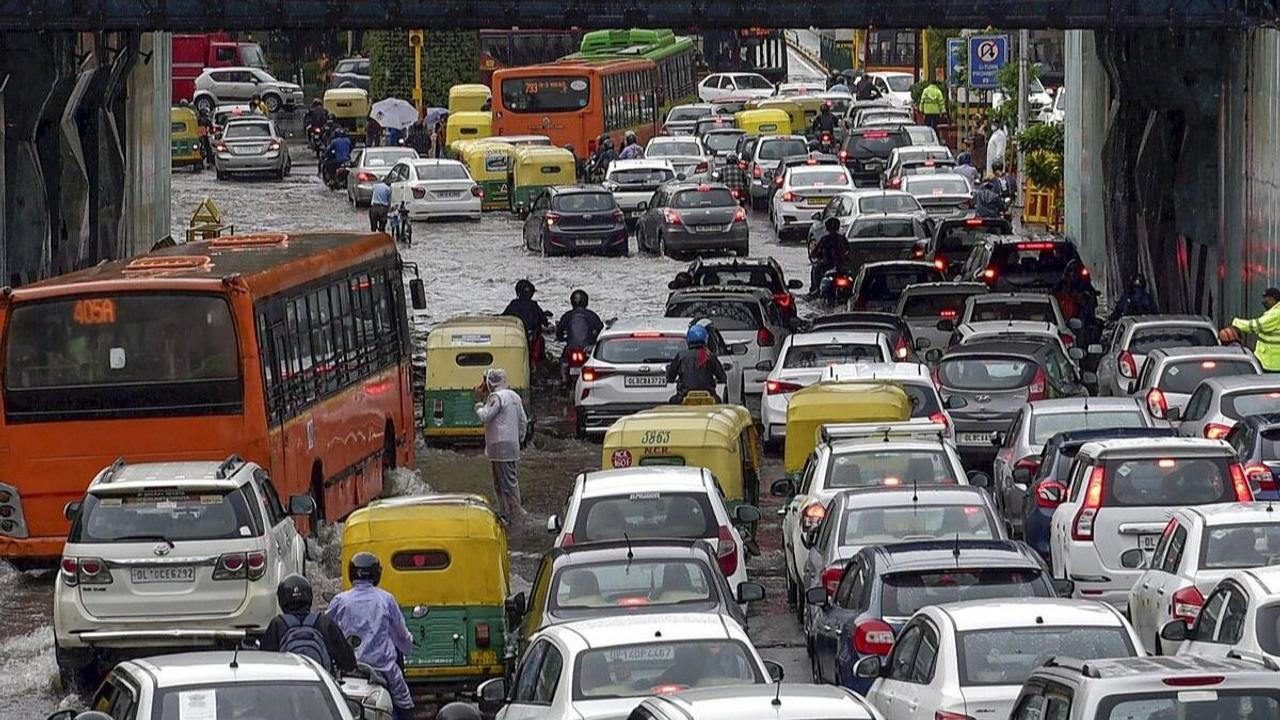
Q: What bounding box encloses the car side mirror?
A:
[754,360,774,372]
[1052,579,1075,598]
[788,279,804,289]
[925,348,943,364]
[1082,371,1099,386]
[1167,407,1182,422]
[764,659,785,683]
[914,337,931,351]
[1120,548,1148,569]
[771,478,796,497]
[936,318,955,332]
[546,514,561,534]
[1069,347,1085,361]
[288,494,317,516]
[967,471,992,489]
[1161,619,1190,642]
[730,342,750,356]
[409,278,427,310]
[944,394,967,410]
[506,592,527,617]
[637,201,648,211]
[1068,318,1083,331]
[63,501,82,521]
[853,655,884,680]
[477,678,508,713]
[1012,468,1032,486]
[734,504,762,524]
[1087,344,1104,355]
[804,585,829,606]
[737,581,766,603]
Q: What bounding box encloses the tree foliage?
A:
[1018,122,1065,189]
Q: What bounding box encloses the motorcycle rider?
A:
[990,160,1015,200]
[1108,273,1159,322]
[197,107,215,168]
[811,103,838,142]
[327,553,414,720]
[260,574,358,676]
[502,279,549,365]
[324,128,354,186]
[618,131,643,160]
[665,324,726,403]
[556,289,604,380]
[305,99,330,154]
[588,136,617,180]
[809,217,851,296]
[973,180,1008,219]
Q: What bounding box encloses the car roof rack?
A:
[1227,649,1280,671]
[820,421,947,444]
[1042,656,1101,678]
[214,454,246,480]
[100,457,127,484]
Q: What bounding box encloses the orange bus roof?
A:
[10,232,397,302]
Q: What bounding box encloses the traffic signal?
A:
[408,30,424,48]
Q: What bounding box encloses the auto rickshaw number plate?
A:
[640,430,672,445]
[469,650,498,666]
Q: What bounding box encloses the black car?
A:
[849,260,945,313]
[934,340,1089,467]
[839,127,910,187]
[507,538,763,658]
[839,212,930,276]
[676,256,804,321]
[809,311,926,361]
[957,234,1088,293]
[1225,412,1280,501]
[522,185,628,257]
[918,216,1014,278]
[328,57,370,90]
[636,181,749,258]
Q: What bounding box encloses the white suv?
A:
[193,66,304,113]
[759,331,893,443]
[1049,438,1252,612]
[54,457,312,692]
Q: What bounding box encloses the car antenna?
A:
[912,476,919,504]
[624,532,634,563]
[772,670,783,706]
[230,644,240,669]
[952,533,961,560]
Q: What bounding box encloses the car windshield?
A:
[573,639,761,699]
[783,342,884,367]
[1103,457,1235,506]
[840,504,996,546]
[736,75,773,89]
[362,149,418,168]
[702,133,743,151]
[907,176,971,195]
[937,357,1037,391]
[881,568,1048,616]
[1200,523,1280,569]
[1222,390,1280,418]
[901,291,984,318]
[827,449,960,488]
[968,300,1057,323]
[1031,411,1148,445]
[551,193,615,213]
[648,141,702,157]
[1256,603,1280,656]
[857,194,922,214]
[1158,359,1258,394]
[154,682,343,720]
[416,164,470,180]
[574,492,716,542]
[903,126,940,144]
[670,189,735,209]
[72,487,260,543]
[956,626,1133,687]
[938,223,1010,253]
[850,218,921,239]
[668,106,712,122]
[845,131,908,158]
[790,169,849,187]
[666,300,761,331]
[859,268,943,302]
[759,139,809,160]
[884,75,913,91]
[551,559,717,613]
[223,123,271,139]
[1101,692,1280,720]
[692,267,781,292]
[609,168,675,186]
[990,242,1080,279]
[1128,326,1217,354]
[594,336,686,364]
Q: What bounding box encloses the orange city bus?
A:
[0,232,424,566]
[492,58,660,161]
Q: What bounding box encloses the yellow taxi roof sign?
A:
[190,197,222,227]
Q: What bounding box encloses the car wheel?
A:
[55,644,99,696]
[263,93,282,113]
[785,564,798,606]
[810,646,822,683]
[216,168,228,181]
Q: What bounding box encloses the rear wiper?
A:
[641,357,674,364]
[111,534,175,549]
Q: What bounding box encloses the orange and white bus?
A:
[492,58,660,161]
[0,231,424,566]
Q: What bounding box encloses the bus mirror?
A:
[409,278,427,310]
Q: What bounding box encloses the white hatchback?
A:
[54,457,312,692]
[386,158,482,220]
[604,159,676,220]
[644,136,710,179]
[770,164,855,241]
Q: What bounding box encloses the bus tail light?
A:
[475,622,492,648]
[1172,586,1205,623]
[715,526,738,576]
[853,619,895,656]
[1072,467,1105,540]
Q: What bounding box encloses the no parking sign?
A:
[967,35,1008,89]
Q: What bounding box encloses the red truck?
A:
[172,32,268,103]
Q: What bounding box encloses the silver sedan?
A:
[346,146,420,206]
[213,118,291,181]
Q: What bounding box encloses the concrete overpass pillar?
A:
[1063,30,1111,301]
[121,32,171,255]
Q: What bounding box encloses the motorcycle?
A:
[560,345,591,386]
[308,124,327,158]
[812,132,836,154]
[323,161,350,191]
[818,268,855,307]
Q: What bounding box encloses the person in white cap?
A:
[475,367,529,523]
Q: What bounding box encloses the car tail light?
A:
[1172,585,1205,623]
[895,336,911,360]
[471,185,484,198]
[773,291,793,309]
[664,209,683,226]
[715,526,738,576]
[1146,388,1168,419]
[1229,463,1254,501]
[213,552,248,580]
[887,177,901,189]
[612,208,625,222]
[1245,463,1276,493]
[821,565,843,598]
[734,207,747,223]
[1027,366,1048,401]
[853,619,895,655]
[268,140,281,151]
[935,713,976,720]
[246,551,267,580]
[1204,423,1233,439]
[475,622,491,648]
[580,367,612,382]
[411,187,426,199]
[834,275,851,288]
[981,266,997,283]
[1015,457,1041,476]
[738,160,748,170]
[782,191,795,202]
[933,258,947,272]
[1119,351,1138,379]
[695,161,708,173]
[560,532,575,548]
[928,411,950,431]
[1079,265,1091,279]
[838,150,848,161]
[1072,467,1105,540]
[357,171,375,182]
[1163,675,1223,687]
[214,143,228,153]
[774,175,785,187]
[1060,332,1074,347]
[801,502,827,530]
[1036,480,1068,509]
[757,327,775,347]
[545,212,562,227]
[730,189,742,200]
[753,165,762,179]
[767,380,803,395]
[60,557,80,586]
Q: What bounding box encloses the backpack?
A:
[279,612,332,670]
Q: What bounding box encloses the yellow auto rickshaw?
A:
[170,107,203,172]
[792,95,826,130]
[341,494,510,694]
[734,108,793,137]
[324,87,369,135]
[424,315,531,444]
[601,402,764,516]
[457,141,516,211]
[745,99,805,134]
[508,145,577,214]
[783,382,912,481]
[445,111,493,152]
[449,84,492,113]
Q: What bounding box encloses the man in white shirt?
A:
[475,368,529,524]
[986,124,1008,178]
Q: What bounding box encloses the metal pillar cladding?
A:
[1063,30,1111,301]
[121,31,172,254]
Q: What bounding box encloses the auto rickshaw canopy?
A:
[784,381,912,474]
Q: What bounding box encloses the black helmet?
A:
[1130,273,1147,288]
[992,160,1005,173]
[515,279,536,300]
[349,552,382,585]
[312,98,322,107]
[570,289,589,308]
[436,702,483,720]
[276,573,313,613]
[825,217,841,233]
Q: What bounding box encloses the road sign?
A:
[947,38,965,87]
[967,34,1008,89]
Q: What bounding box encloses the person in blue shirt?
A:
[324,128,353,185]
[327,553,415,719]
[369,178,392,232]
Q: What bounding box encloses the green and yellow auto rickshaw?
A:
[449,84,492,113]
[423,315,531,444]
[445,111,493,153]
[457,140,516,211]
[170,107,203,171]
[324,87,369,135]
[508,145,577,214]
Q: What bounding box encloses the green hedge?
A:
[365,30,479,106]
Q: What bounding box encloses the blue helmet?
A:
[686,324,709,346]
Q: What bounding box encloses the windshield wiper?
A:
[111,534,175,549]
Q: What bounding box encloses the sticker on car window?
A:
[1168,366,1180,375]
[629,492,659,500]
[179,689,217,720]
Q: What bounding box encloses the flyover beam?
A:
[1,0,1274,31]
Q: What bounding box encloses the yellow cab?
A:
[744,99,805,135]
[170,107,203,171]
[456,140,517,211]
[508,145,576,214]
[783,381,911,481]
[324,87,369,135]
[341,494,510,696]
[734,108,793,137]
[445,111,493,153]
[423,315,531,444]
[449,84,492,113]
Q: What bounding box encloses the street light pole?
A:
[1016,29,1029,221]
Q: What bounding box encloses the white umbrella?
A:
[369,98,418,130]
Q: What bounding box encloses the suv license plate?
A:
[624,376,667,387]
[958,432,994,445]
[131,566,196,584]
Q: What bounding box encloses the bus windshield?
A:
[501,76,590,113]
